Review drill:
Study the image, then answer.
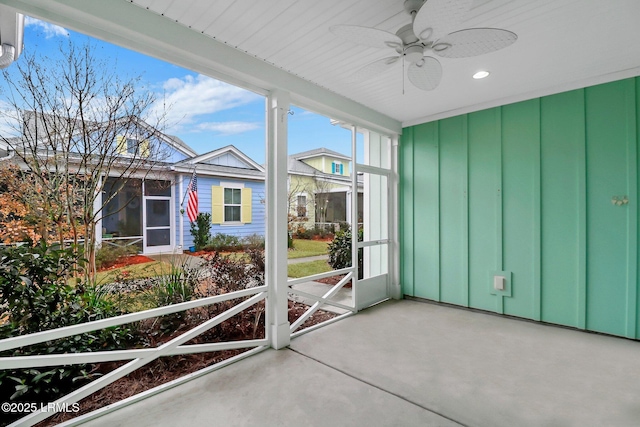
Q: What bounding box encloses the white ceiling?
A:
[4,0,640,129]
[126,0,640,126]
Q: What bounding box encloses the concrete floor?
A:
[78,299,640,427]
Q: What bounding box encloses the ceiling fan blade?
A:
[433,28,517,58]
[349,56,401,82]
[407,57,442,91]
[413,0,473,42]
[330,25,403,50]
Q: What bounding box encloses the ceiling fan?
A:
[330,0,517,91]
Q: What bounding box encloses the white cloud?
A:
[24,17,68,38]
[196,121,262,135]
[152,74,261,134]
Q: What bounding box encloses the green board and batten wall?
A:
[400,77,639,339]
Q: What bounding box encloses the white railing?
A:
[1,285,269,427]
[287,267,357,339]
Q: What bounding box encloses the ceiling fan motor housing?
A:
[404,45,424,63]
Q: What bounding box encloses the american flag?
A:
[186,171,198,222]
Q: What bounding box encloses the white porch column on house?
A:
[94,175,103,248]
[178,173,184,251]
[266,89,290,349]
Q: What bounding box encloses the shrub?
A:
[0,242,132,408]
[198,249,263,295]
[242,234,265,249]
[190,212,212,250]
[147,258,200,332]
[294,225,312,239]
[203,232,242,252]
[95,244,138,270]
[327,228,363,279]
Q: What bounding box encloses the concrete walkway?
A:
[287,254,329,264]
[78,299,640,427]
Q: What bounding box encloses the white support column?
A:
[266,90,291,349]
[351,126,359,310]
[94,175,103,248]
[178,174,184,251]
[390,135,402,299]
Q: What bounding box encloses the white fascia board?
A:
[172,166,265,182]
[3,0,401,136]
[187,145,265,173]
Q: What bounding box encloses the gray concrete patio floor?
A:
[79,299,640,427]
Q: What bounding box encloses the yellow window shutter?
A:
[140,139,150,157]
[116,135,127,155]
[241,187,252,224]
[211,186,223,224]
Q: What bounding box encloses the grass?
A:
[288,260,333,278]
[94,260,173,285]
[288,239,329,259]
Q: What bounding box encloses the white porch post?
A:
[390,135,401,299]
[351,126,359,310]
[178,174,184,251]
[266,90,291,349]
[94,175,103,248]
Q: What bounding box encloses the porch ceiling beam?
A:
[0,0,402,136]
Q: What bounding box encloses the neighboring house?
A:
[288,148,363,230]
[0,113,265,254]
[172,145,265,250]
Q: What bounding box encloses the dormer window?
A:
[331,161,343,175]
[116,135,150,157]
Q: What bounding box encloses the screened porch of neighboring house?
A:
[2,1,640,427]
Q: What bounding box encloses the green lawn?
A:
[288,260,332,278]
[94,260,173,285]
[288,239,329,259]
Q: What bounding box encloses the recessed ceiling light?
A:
[473,70,490,79]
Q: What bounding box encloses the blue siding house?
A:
[0,113,265,255]
[172,145,265,251]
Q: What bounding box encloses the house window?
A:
[331,161,343,175]
[224,188,242,222]
[125,138,137,154]
[116,135,150,157]
[297,195,307,217]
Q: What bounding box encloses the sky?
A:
[1,17,362,165]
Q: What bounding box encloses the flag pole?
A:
[181,167,197,208]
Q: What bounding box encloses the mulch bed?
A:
[98,255,155,271]
[38,300,336,426]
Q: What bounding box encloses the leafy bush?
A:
[242,234,265,249]
[95,244,138,270]
[190,212,212,250]
[294,225,312,239]
[198,249,263,295]
[0,242,132,408]
[203,232,242,252]
[327,228,363,278]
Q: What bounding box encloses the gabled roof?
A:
[11,111,198,159]
[176,144,264,172]
[291,147,351,162]
[173,144,265,180]
[124,116,197,158]
[288,151,361,186]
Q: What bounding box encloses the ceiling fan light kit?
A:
[473,70,490,79]
[329,0,517,91]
